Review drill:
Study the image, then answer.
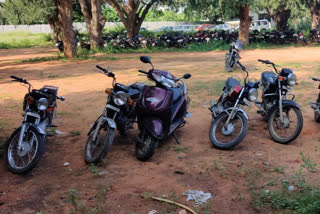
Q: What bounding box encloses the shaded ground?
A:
[0,46,320,214]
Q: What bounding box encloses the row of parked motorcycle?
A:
[3,44,320,174]
[56,29,320,52]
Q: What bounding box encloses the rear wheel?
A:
[84,125,115,164]
[268,106,303,144]
[5,126,45,174]
[209,112,248,150]
[135,130,158,161]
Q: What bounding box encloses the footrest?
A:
[257,110,264,114]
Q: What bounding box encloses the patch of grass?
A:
[47,74,60,79]
[0,31,53,49]
[300,152,318,173]
[63,189,86,213]
[253,171,320,214]
[16,56,63,63]
[274,166,286,174]
[70,131,81,136]
[190,80,225,96]
[173,146,190,153]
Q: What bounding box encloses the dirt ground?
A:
[0,47,320,214]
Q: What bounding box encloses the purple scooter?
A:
[135,56,192,161]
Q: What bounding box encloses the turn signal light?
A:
[105,88,112,95]
[128,99,135,106]
[295,82,299,85]
[27,96,35,105]
[47,106,55,112]
[278,76,284,81]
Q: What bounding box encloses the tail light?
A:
[299,32,303,37]
[47,106,55,112]
[229,85,243,98]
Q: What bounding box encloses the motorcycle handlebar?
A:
[258,59,273,65]
[96,65,115,78]
[10,75,29,84]
[237,61,247,72]
[312,77,319,81]
[138,70,148,75]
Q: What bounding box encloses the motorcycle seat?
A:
[225,77,240,90]
[261,72,277,88]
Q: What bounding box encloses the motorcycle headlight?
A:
[113,91,128,106]
[287,73,296,86]
[248,88,258,101]
[37,98,48,111]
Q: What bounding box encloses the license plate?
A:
[106,104,120,112]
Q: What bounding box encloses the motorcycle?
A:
[254,59,303,144]
[135,56,192,161]
[310,77,320,122]
[84,65,145,164]
[209,61,259,149]
[5,76,65,174]
[225,40,242,72]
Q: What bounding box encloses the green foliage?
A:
[145,9,187,21]
[1,0,56,25]
[181,0,223,22]
[102,5,121,22]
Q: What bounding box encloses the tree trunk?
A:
[79,0,106,49]
[267,8,291,32]
[49,19,62,42]
[239,5,251,46]
[105,0,157,38]
[311,4,320,30]
[56,0,76,58]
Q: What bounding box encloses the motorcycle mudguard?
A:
[28,124,46,135]
[87,116,116,135]
[143,118,163,140]
[223,108,249,120]
[268,100,301,116]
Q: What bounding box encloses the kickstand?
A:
[173,132,180,144]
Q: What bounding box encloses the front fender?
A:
[267,100,301,116]
[28,124,46,135]
[223,108,249,120]
[88,116,116,135]
[143,118,163,140]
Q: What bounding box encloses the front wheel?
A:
[5,126,45,174]
[268,106,303,144]
[209,112,248,150]
[135,131,158,161]
[84,125,115,164]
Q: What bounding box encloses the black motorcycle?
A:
[5,76,65,174]
[135,56,191,161]
[254,59,303,144]
[225,40,242,72]
[84,65,145,164]
[209,61,259,149]
[310,77,320,122]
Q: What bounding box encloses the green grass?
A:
[0,31,52,49]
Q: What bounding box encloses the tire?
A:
[268,106,303,144]
[209,112,248,150]
[315,96,320,123]
[84,124,115,164]
[5,126,45,174]
[225,54,233,72]
[135,131,158,161]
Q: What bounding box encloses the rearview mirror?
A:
[140,56,151,64]
[183,73,191,79]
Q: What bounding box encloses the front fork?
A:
[224,88,245,126]
[18,123,27,151]
[278,82,284,122]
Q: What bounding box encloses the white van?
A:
[250,19,270,31]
